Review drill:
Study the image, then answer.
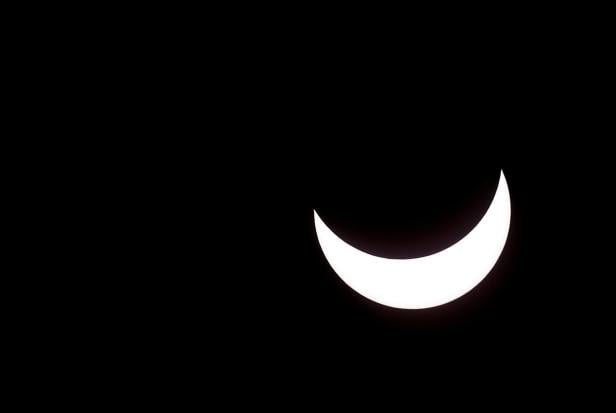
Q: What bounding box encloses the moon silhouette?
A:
[314,170,511,309]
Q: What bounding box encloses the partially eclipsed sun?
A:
[314,170,511,309]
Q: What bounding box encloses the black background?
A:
[21,7,613,406]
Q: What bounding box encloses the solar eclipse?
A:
[314,171,511,309]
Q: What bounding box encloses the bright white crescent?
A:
[314,170,511,309]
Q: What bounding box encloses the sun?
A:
[314,170,511,309]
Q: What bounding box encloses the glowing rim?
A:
[314,171,511,309]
